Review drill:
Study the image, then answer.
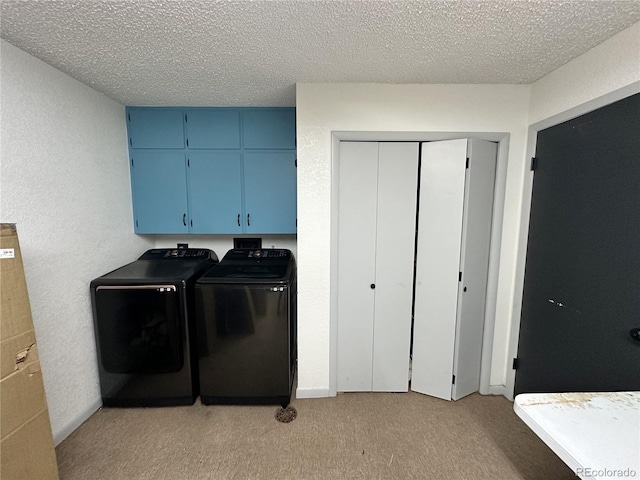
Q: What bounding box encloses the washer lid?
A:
[91,257,217,284]
[199,263,289,280]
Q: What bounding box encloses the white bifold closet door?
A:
[411,139,497,400]
[337,142,419,392]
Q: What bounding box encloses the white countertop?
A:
[514,392,640,480]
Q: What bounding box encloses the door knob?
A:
[370,284,376,289]
[630,328,640,342]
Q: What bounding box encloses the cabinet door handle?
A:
[183,213,187,226]
[247,213,250,227]
[237,214,241,227]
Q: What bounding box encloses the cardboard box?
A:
[1,224,59,480]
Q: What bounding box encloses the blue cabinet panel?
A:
[188,153,243,233]
[127,109,184,149]
[131,152,188,233]
[185,110,241,149]
[126,107,296,234]
[243,152,297,234]
[243,109,296,149]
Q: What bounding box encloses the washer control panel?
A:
[226,249,291,260]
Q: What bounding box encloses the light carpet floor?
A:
[55,391,575,479]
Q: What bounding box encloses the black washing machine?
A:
[90,248,218,407]
[195,249,297,407]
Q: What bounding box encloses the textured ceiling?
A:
[1,0,639,106]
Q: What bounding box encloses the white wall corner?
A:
[53,399,102,446]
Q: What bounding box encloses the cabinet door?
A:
[185,110,240,149]
[337,142,379,392]
[127,109,184,149]
[243,152,297,234]
[242,109,296,149]
[130,152,188,233]
[188,152,243,234]
[412,139,467,400]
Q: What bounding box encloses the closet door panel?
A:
[412,139,467,400]
[372,142,419,392]
[452,139,497,400]
[337,142,379,392]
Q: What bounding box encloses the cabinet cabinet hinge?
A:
[295,159,297,167]
[187,158,190,167]
[512,358,520,370]
[184,114,188,122]
[135,219,138,228]
[129,138,132,147]
[465,157,469,169]
[452,375,456,384]
[530,157,538,171]
[458,271,462,282]
[186,138,189,147]
[131,158,134,167]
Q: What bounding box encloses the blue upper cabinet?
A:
[243,109,296,149]
[185,109,240,149]
[244,152,297,234]
[130,151,189,234]
[127,108,184,149]
[188,152,243,233]
[126,107,296,234]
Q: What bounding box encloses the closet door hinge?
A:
[452,375,456,384]
[458,271,462,282]
[530,157,538,171]
[512,358,520,370]
[465,157,469,169]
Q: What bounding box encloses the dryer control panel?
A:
[139,248,215,261]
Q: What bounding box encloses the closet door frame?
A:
[329,131,509,398]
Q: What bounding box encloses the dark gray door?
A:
[514,93,640,395]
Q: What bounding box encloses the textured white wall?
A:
[295,84,531,396]
[528,22,640,125]
[0,40,153,444]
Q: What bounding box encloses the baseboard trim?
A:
[53,398,102,446]
[489,384,507,397]
[295,387,331,399]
